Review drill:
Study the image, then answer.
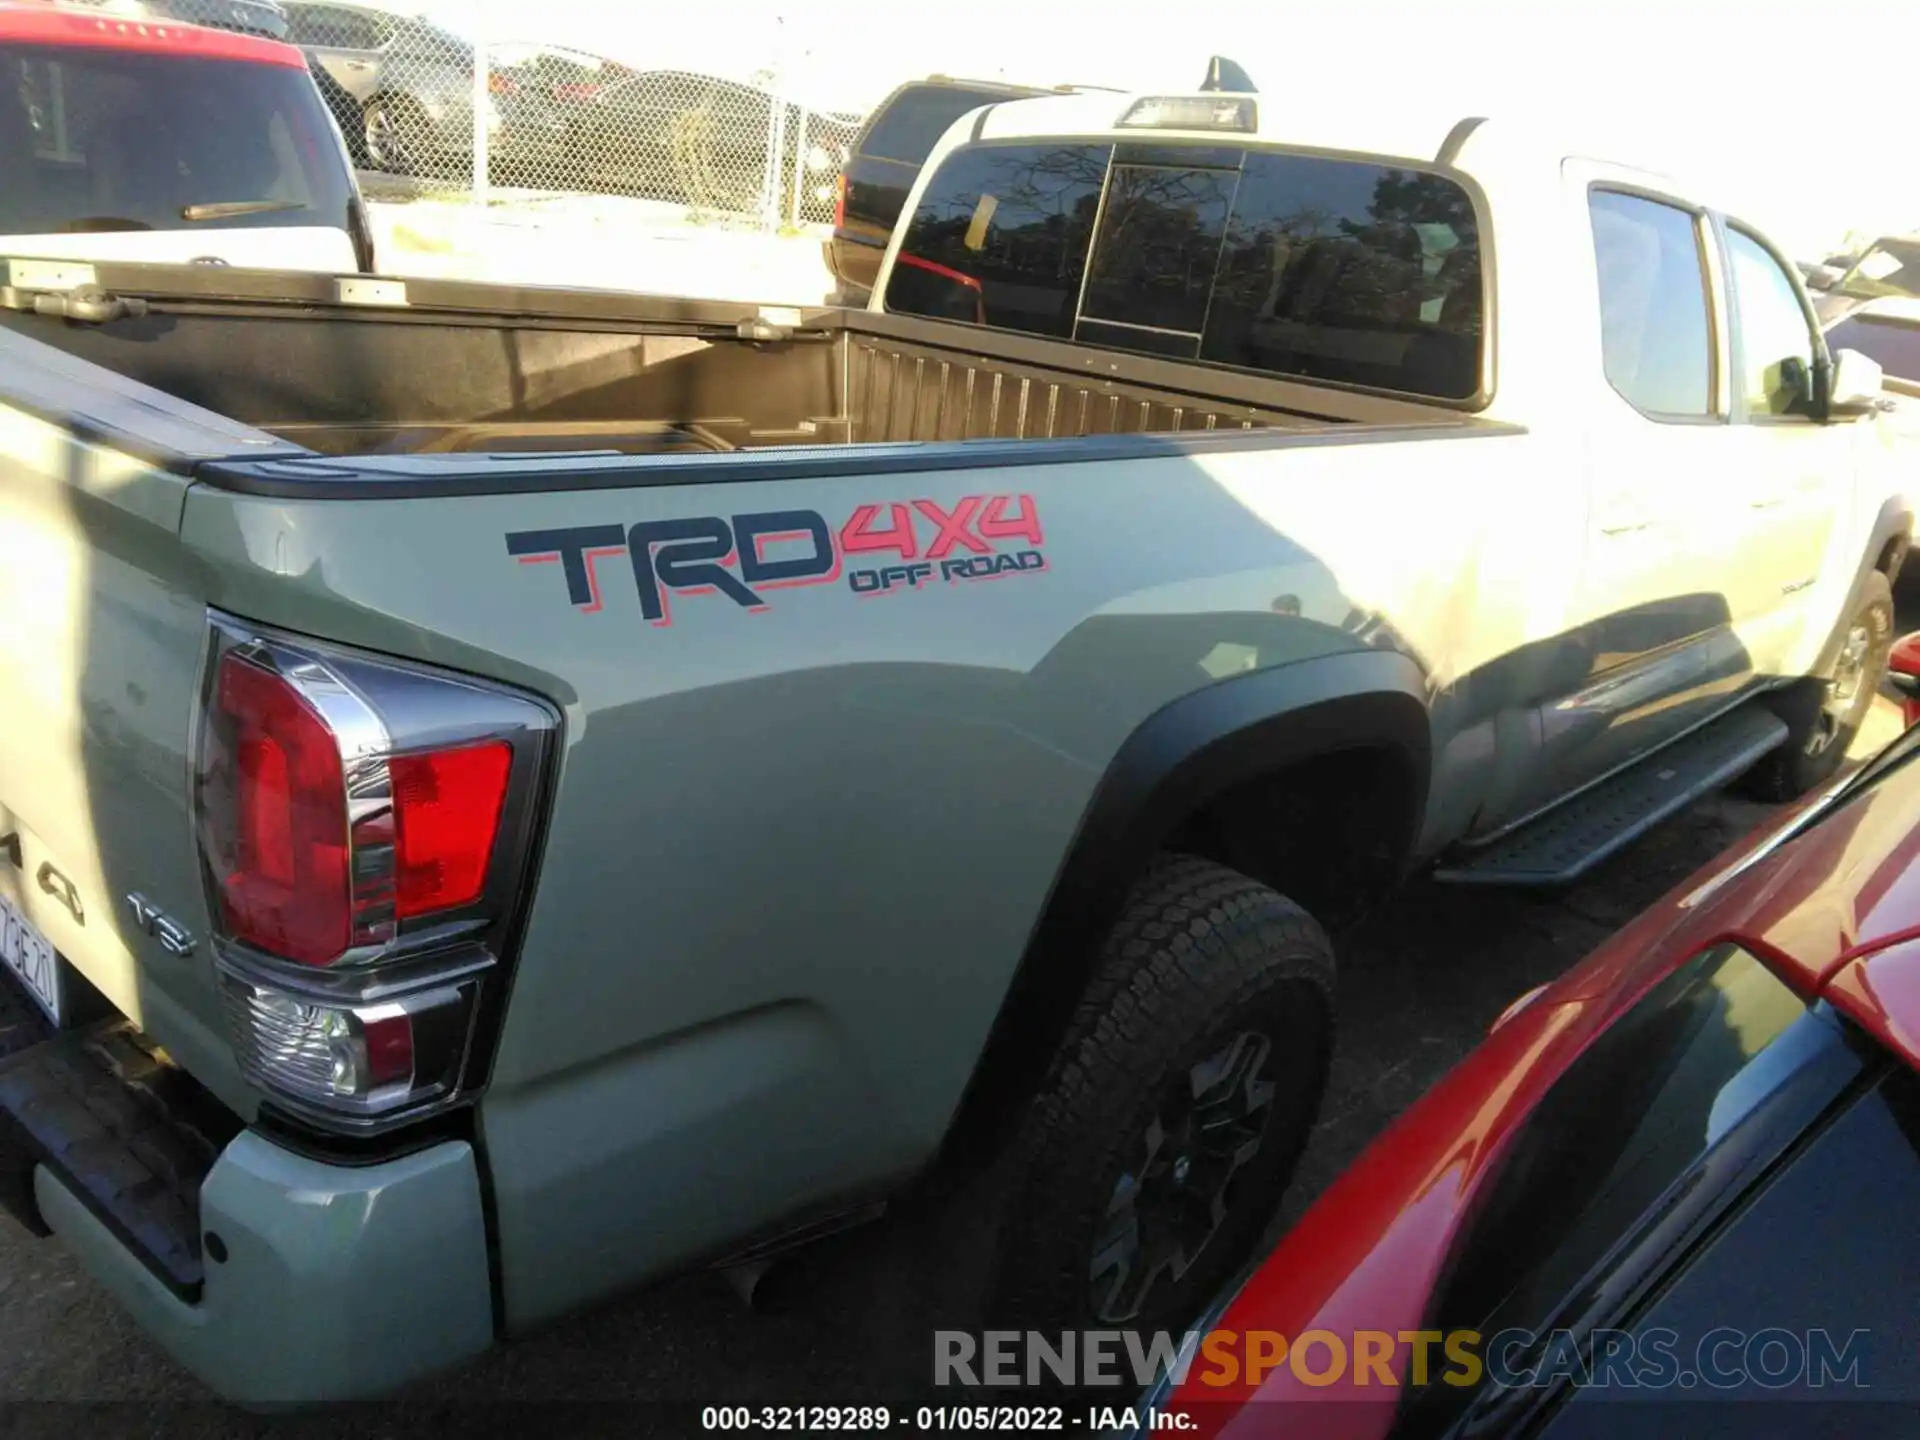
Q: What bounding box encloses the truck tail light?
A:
[1116,95,1257,133]
[833,172,847,230]
[195,613,559,1133]
[214,651,351,966]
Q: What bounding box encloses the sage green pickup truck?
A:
[0,95,1908,1405]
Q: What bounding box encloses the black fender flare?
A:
[933,647,1433,1170]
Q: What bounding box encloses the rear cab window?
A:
[0,40,352,239]
[884,138,1486,402]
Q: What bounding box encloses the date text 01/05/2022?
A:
[698,1405,1195,1432]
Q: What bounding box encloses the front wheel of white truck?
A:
[1739,569,1895,803]
[986,855,1336,1342]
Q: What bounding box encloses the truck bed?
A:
[1,263,1483,479]
[0,257,1539,1363]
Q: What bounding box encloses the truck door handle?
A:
[1750,495,1788,510]
[1599,518,1652,535]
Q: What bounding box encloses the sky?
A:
[418,0,1912,258]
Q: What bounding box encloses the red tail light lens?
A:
[195,614,559,1134]
[833,172,847,230]
[392,742,512,918]
[212,652,351,967]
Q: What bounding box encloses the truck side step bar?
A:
[1433,706,1790,887]
[0,1016,241,1300]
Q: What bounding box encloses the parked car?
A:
[558,68,861,221]
[54,0,288,39]
[281,1,574,180]
[489,42,632,107]
[1891,634,1920,727]
[1144,643,1920,1437]
[1823,294,1920,395]
[826,62,1220,304]
[0,89,1909,1404]
[1810,231,1920,325]
[827,76,1064,303]
[1820,298,1920,563]
[0,1,373,271]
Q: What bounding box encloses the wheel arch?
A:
[929,648,1433,1178]
[1818,497,1911,675]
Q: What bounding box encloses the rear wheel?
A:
[363,96,430,176]
[987,856,1336,1338]
[1739,569,1895,802]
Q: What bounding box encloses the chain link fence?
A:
[119,0,864,228]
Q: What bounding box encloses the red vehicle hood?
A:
[1178,747,1920,1438]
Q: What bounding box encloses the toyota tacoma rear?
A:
[0,88,1909,1404]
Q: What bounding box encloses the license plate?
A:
[0,893,61,1026]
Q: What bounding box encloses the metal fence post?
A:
[472,35,491,206]
[789,104,808,229]
[761,86,785,230]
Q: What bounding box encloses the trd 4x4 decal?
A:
[507,494,1046,626]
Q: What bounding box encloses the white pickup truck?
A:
[0,89,1908,1404]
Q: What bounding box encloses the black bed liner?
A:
[1,260,1513,501]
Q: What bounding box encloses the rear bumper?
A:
[0,1012,494,1404]
[36,1130,494,1404]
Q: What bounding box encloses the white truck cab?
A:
[869,88,1907,844]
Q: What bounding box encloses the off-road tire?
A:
[1738,569,1895,802]
[985,855,1336,1343]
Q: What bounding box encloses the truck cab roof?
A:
[952,90,1698,203]
[0,0,305,65]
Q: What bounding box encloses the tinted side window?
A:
[1428,944,1809,1340]
[281,6,323,45]
[1536,1067,1920,1433]
[1589,191,1714,417]
[1726,227,1817,418]
[294,6,379,49]
[391,24,465,63]
[885,143,1110,339]
[1825,314,1920,382]
[1202,153,1483,400]
[861,86,1009,165]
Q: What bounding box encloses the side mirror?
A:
[1890,631,1920,731]
[1825,347,1887,418]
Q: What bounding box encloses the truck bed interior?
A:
[0,267,1475,462]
